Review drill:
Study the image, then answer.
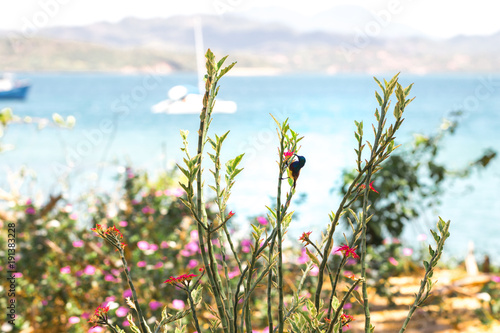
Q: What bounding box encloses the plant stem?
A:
[195,59,229,333]
[276,134,286,333]
[187,288,203,333]
[119,250,149,333]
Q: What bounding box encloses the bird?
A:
[287,155,306,188]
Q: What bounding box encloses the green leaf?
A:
[216,55,229,70]
[219,61,237,78]
[375,90,383,106]
[428,245,435,257]
[404,83,414,97]
[351,289,364,306]
[305,248,320,266]
[430,229,440,243]
[373,77,385,93]
[177,164,190,179]
[330,295,340,312]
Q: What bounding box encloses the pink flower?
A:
[389,257,399,266]
[402,248,413,256]
[89,327,104,332]
[123,289,132,298]
[190,230,199,240]
[149,301,163,311]
[257,216,268,226]
[345,258,357,266]
[155,190,163,197]
[491,276,500,283]
[104,274,115,282]
[84,265,96,275]
[69,213,78,220]
[161,241,169,249]
[119,220,128,227]
[72,240,84,248]
[165,188,184,197]
[241,239,252,247]
[115,307,128,317]
[284,151,294,159]
[137,261,146,267]
[60,266,71,274]
[154,262,163,269]
[25,207,36,215]
[186,241,199,253]
[137,241,149,250]
[298,248,309,264]
[68,316,80,324]
[240,239,252,253]
[148,243,159,251]
[417,234,427,241]
[105,296,116,302]
[41,300,48,306]
[228,268,240,279]
[187,259,198,269]
[310,265,319,276]
[172,299,185,310]
[142,206,155,215]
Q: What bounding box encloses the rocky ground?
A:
[349,269,500,333]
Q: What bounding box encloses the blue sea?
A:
[2,72,500,263]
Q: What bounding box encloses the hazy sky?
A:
[1,0,499,38]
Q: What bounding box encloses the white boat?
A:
[151,18,237,114]
[151,85,237,114]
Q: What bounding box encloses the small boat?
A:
[152,85,237,114]
[0,73,31,99]
[152,18,237,115]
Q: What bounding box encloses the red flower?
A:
[91,225,127,250]
[359,181,379,194]
[335,245,360,259]
[284,151,294,159]
[228,211,235,218]
[88,305,110,328]
[299,231,312,245]
[164,273,197,286]
[341,313,355,328]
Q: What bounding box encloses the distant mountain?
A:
[1,14,499,73]
[35,15,352,52]
[238,5,427,38]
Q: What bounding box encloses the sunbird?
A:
[287,155,306,188]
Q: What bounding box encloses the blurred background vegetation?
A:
[1,108,499,332]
